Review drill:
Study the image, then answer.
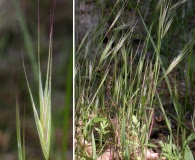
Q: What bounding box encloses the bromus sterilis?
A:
[16,0,56,159]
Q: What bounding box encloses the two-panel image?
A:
[0,0,195,159]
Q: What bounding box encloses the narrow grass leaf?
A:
[16,101,24,160]
[87,69,109,110]
[185,133,195,145]
[92,131,97,159]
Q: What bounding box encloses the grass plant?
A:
[16,1,55,159]
[75,0,195,159]
[22,36,52,160]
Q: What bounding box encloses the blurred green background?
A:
[0,0,72,159]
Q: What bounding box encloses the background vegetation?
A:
[75,0,195,159]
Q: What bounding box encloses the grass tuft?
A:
[75,0,195,159]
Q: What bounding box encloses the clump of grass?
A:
[75,0,195,159]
